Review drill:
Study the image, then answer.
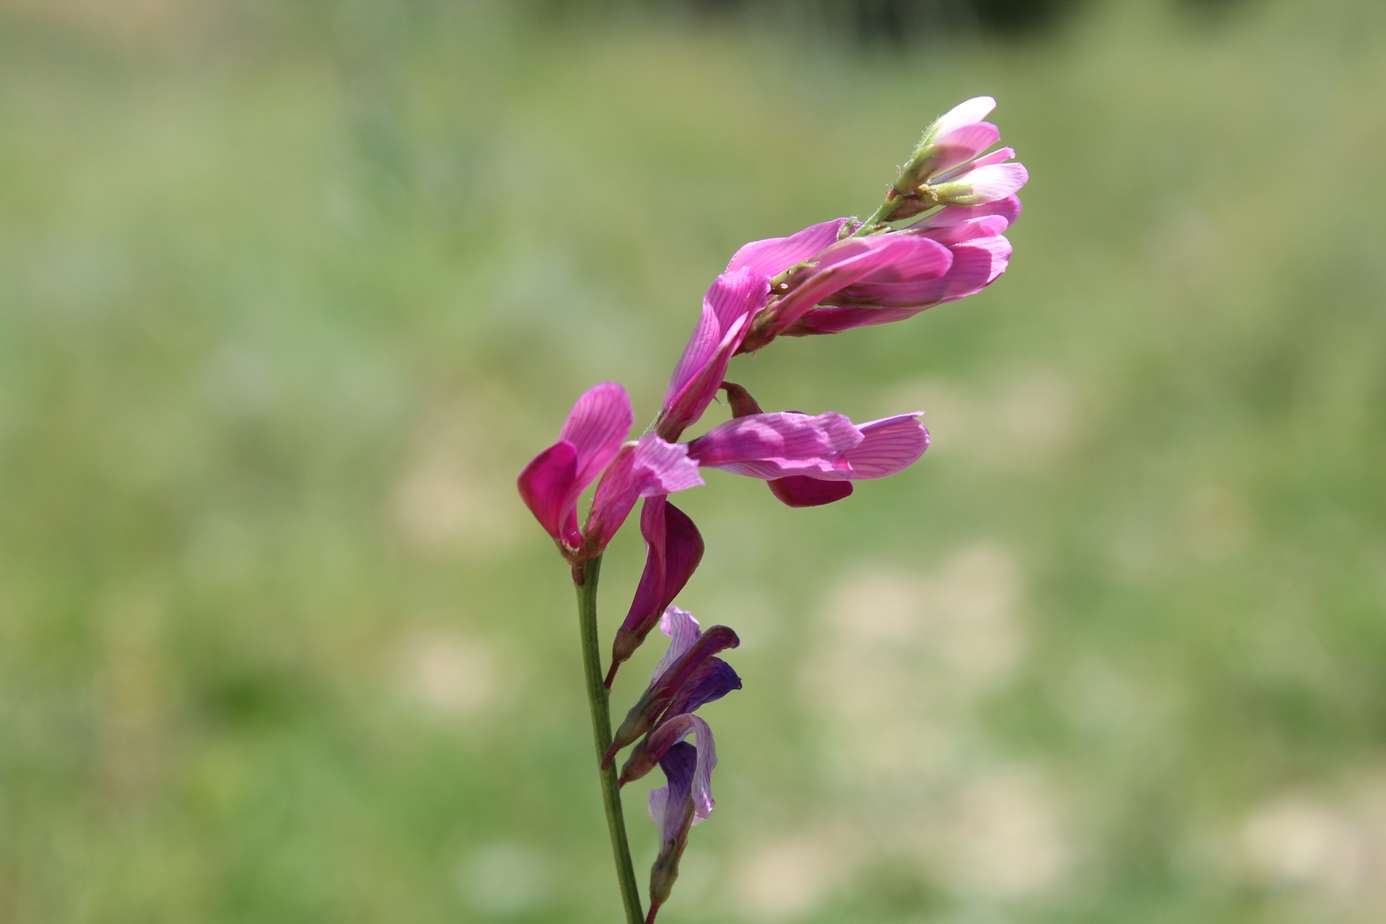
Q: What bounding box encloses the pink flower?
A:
[657,220,847,441]
[728,194,1020,349]
[892,96,1029,213]
[685,383,930,507]
[517,383,703,562]
[782,196,1020,336]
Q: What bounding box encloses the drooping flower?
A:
[615,609,739,801]
[645,741,696,924]
[605,612,739,764]
[517,383,703,563]
[701,99,1024,353]
[608,497,704,687]
[608,608,741,924]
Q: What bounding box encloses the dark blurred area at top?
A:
[0,0,1266,62]
[526,0,1252,42]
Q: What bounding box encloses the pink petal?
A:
[920,122,1001,179]
[842,414,930,478]
[585,435,704,553]
[661,267,769,439]
[558,382,634,490]
[516,440,579,543]
[930,96,997,139]
[826,236,954,306]
[934,162,1029,205]
[688,411,863,480]
[726,218,849,278]
[831,274,949,309]
[764,235,927,337]
[611,499,704,675]
[857,235,954,283]
[910,213,1011,246]
[767,476,855,507]
[827,237,1009,315]
[960,145,1017,171]
[909,195,1022,239]
[653,606,703,681]
[786,305,923,335]
[940,236,1012,303]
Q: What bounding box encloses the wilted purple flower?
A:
[644,741,696,924]
[616,609,738,799]
[517,383,703,563]
[609,608,740,924]
[605,608,740,766]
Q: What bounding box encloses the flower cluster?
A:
[517,97,1025,922]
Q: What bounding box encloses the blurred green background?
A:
[2,0,1384,922]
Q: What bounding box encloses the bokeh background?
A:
[3,0,1385,922]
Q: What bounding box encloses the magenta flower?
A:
[608,497,704,687]
[782,196,1020,336]
[657,220,848,441]
[685,383,930,507]
[732,195,1019,346]
[517,383,703,562]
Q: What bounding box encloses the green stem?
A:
[573,556,645,924]
[849,194,901,238]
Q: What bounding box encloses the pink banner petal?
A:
[726,218,849,279]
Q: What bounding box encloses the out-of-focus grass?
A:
[1,1,1384,922]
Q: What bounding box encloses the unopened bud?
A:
[720,382,762,418]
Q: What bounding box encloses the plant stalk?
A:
[573,555,645,924]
